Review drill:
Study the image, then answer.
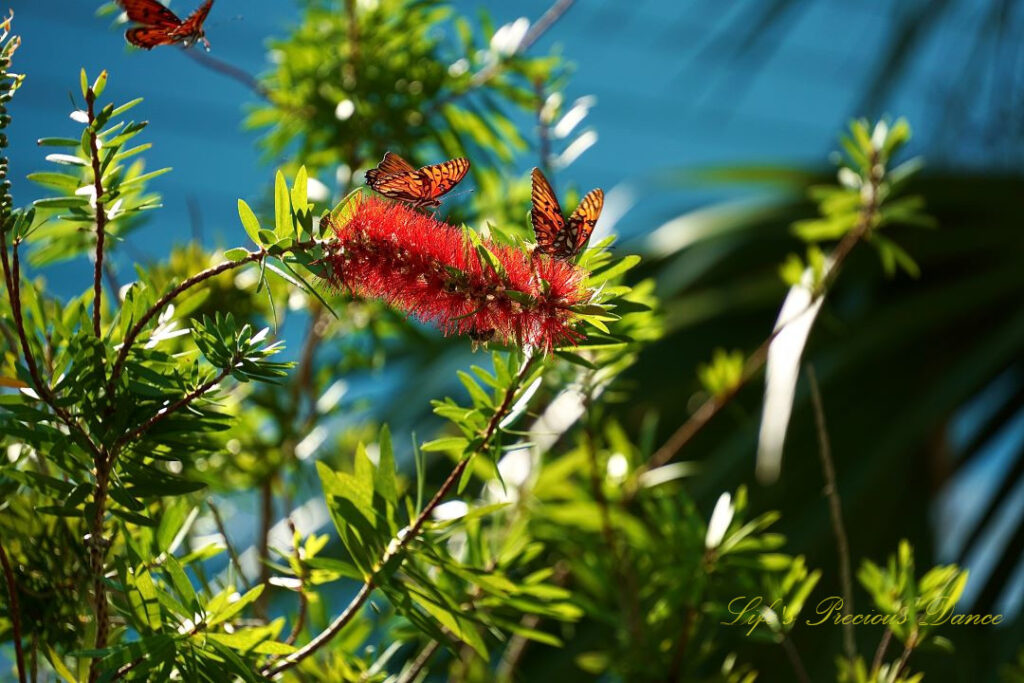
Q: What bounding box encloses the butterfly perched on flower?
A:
[118,0,214,51]
[365,152,470,209]
[530,168,604,261]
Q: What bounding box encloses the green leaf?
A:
[223,247,250,262]
[33,197,89,209]
[587,254,641,285]
[207,584,265,627]
[27,172,81,190]
[274,170,293,238]
[130,569,162,630]
[237,199,262,245]
[421,436,469,453]
[163,555,198,610]
[207,627,295,655]
[91,70,108,98]
[408,588,488,658]
[111,97,144,117]
[375,425,398,505]
[291,166,308,211]
[156,501,198,554]
[36,137,81,147]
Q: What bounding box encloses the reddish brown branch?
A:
[86,86,107,338]
[398,639,441,683]
[207,499,251,591]
[806,364,856,663]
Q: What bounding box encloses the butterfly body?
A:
[467,327,496,349]
[365,152,470,209]
[530,168,603,261]
[119,0,214,50]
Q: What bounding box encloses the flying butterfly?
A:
[118,0,214,50]
[365,152,470,209]
[530,168,604,261]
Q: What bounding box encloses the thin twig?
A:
[667,606,698,682]
[872,628,893,674]
[641,150,883,474]
[397,639,441,683]
[255,476,274,619]
[207,499,252,591]
[0,233,43,399]
[263,355,539,677]
[86,86,107,338]
[806,364,856,663]
[893,632,918,678]
[0,540,27,683]
[495,562,569,681]
[344,0,360,83]
[111,365,232,453]
[494,614,541,682]
[106,240,323,394]
[780,635,811,683]
[182,50,270,101]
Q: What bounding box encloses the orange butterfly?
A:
[118,0,214,50]
[365,152,470,209]
[530,168,604,261]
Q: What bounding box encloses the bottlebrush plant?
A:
[321,194,604,350]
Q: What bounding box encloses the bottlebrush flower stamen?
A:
[322,195,589,351]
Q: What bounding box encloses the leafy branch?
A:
[263,353,540,677]
[641,118,921,475]
[106,238,324,392]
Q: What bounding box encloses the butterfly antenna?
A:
[444,187,475,202]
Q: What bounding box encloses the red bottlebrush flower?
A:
[322,196,589,351]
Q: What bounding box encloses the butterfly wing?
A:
[125,26,178,49]
[365,152,417,186]
[417,158,470,202]
[118,0,181,27]
[566,188,604,255]
[176,0,214,37]
[530,168,571,258]
[368,172,430,204]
